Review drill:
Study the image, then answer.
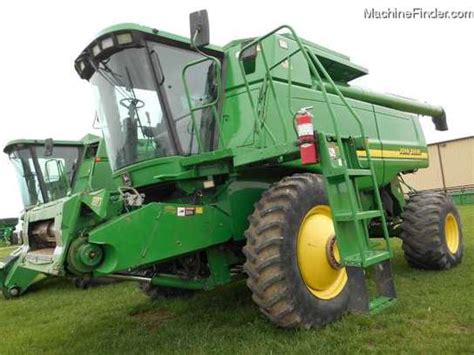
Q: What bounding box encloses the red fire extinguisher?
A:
[295,107,318,165]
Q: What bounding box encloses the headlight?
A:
[117,33,133,45]
[101,37,114,50]
[92,44,101,56]
[74,57,94,80]
[75,31,139,80]
[79,61,86,72]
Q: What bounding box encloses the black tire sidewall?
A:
[401,192,464,270]
[280,176,350,326]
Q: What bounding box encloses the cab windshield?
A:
[91,41,217,171]
[8,145,82,207]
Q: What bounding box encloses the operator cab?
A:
[3,140,83,208]
[74,14,223,172]
[3,136,110,260]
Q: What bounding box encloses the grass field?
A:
[0,206,472,354]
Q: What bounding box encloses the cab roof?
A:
[3,134,101,154]
[95,23,224,52]
[83,23,367,83]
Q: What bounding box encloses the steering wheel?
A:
[119,98,145,110]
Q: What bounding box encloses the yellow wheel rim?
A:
[444,213,460,254]
[297,205,348,300]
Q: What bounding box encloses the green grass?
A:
[0,246,17,258]
[0,206,473,354]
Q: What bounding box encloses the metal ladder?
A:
[317,134,396,312]
[238,25,397,312]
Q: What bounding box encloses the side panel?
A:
[288,84,384,187]
[88,202,233,274]
[220,179,273,241]
[223,80,428,187]
[375,107,428,183]
[220,87,262,149]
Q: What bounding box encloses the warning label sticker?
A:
[177,207,198,217]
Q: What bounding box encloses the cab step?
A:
[369,296,396,314]
[316,132,396,313]
[347,259,397,313]
[343,250,392,267]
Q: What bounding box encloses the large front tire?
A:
[243,173,349,329]
[401,192,463,270]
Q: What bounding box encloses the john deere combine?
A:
[1,11,463,328]
[0,135,115,296]
[0,219,18,245]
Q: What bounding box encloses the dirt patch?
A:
[131,308,175,333]
[447,324,473,334]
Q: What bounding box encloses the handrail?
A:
[305,48,392,256]
[182,56,222,152]
[238,26,297,146]
[238,25,392,260]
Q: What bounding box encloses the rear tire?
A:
[243,173,349,329]
[401,192,463,270]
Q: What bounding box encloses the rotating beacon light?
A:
[295,107,318,165]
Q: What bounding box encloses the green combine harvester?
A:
[0,219,18,245]
[1,11,464,328]
[0,135,115,295]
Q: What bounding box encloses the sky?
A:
[0,0,473,217]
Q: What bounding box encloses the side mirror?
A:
[44,138,54,157]
[189,10,210,48]
[241,43,258,75]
